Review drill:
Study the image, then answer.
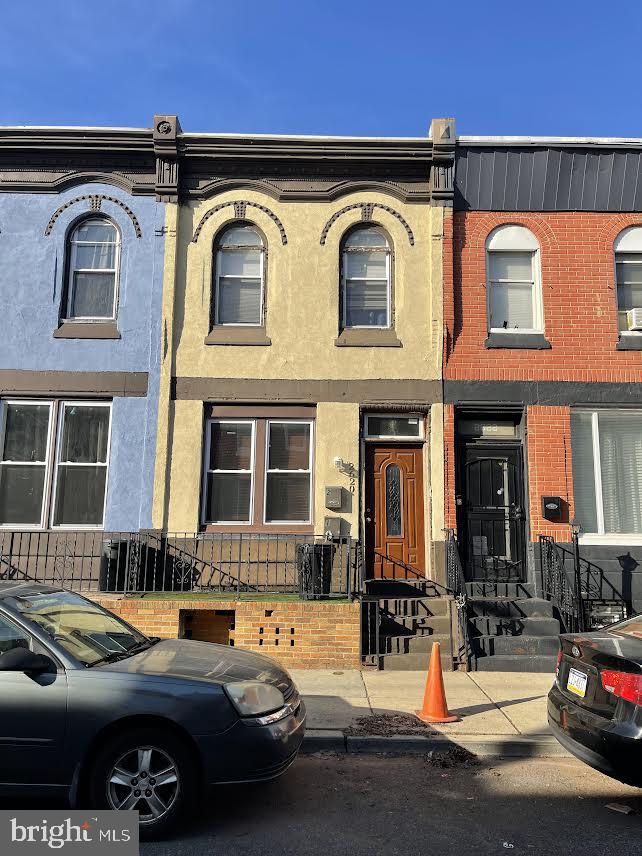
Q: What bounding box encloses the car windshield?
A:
[7,590,152,666]
[608,615,642,640]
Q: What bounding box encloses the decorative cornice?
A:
[319,202,415,246]
[182,177,431,204]
[153,114,181,202]
[44,194,142,237]
[192,200,287,244]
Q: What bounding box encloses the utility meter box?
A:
[541,495,562,522]
[323,516,342,539]
[325,486,342,510]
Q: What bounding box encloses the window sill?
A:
[204,327,272,346]
[579,534,642,546]
[484,332,551,350]
[616,335,642,350]
[53,321,121,340]
[201,524,314,535]
[334,329,402,348]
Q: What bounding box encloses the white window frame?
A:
[576,409,642,546]
[50,401,112,531]
[614,227,642,337]
[213,228,265,327]
[0,399,112,531]
[341,230,391,330]
[485,226,543,335]
[364,413,424,442]
[0,400,55,530]
[202,419,256,525]
[65,218,121,322]
[263,419,314,525]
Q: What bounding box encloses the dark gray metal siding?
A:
[455,147,642,212]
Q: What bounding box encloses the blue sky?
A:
[1,0,641,137]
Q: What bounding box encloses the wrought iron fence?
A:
[0,530,357,599]
[445,528,473,670]
[539,535,584,632]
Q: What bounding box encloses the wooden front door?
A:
[365,444,425,578]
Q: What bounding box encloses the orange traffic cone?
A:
[415,641,460,723]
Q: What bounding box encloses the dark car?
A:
[0,582,306,837]
[548,614,642,787]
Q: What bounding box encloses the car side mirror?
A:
[0,648,55,674]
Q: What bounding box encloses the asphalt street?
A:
[141,753,641,856]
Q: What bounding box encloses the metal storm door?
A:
[364,445,425,578]
[458,445,526,582]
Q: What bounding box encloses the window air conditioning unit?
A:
[626,308,642,331]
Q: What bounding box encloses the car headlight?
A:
[224,681,285,717]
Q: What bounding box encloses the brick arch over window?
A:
[192,201,287,245]
[456,213,558,253]
[44,194,142,238]
[320,202,414,246]
[596,215,642,257]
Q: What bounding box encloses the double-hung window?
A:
[0,400,111,528]
[213,225,265,326]
[202,413,314,529]
[571,410,642,539]
[614,227,642,333]
[341,227,391,328]
[66,218,120,321]
[486,226,542,333]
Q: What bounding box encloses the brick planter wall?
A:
[90,596,361,670]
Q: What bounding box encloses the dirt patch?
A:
[345,712,434,737]
[425,746,479,768]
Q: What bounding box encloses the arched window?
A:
[614,227,642,333]
[341,226,391,329]
[65,218,120,320]
[485,225,542,333]
[213,224,265,326]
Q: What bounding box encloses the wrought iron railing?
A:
[539,535,585,632]
[445,528,473,669]
[0,530,357,599]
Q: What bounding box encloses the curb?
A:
[302,730,567,758]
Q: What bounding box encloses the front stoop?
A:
[361,579,455,671]
[467,582,561,673]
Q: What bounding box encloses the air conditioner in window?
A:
[626,308,642,331]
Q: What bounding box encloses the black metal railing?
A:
[539,535,584,632]
[539,534,629,631]
[0,530,357,599]
[445,528,473,670]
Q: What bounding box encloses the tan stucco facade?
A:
[153,186,449,580]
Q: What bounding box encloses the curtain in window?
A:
[488,252,535,329]
[570,412,598,533]
[598,413,642,534]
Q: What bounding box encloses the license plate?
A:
[567,667,588,698]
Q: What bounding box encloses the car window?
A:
[0,612,32,656]
[611,616,642,640]
[7,590,149,666]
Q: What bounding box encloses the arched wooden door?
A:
[457,445,526,581]
[364,445,425,578]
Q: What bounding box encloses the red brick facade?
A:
[444,211,642,544]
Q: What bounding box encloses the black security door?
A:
[458,445,526,582]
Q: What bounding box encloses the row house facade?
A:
[444,136,642,669]
[2,117,641,671]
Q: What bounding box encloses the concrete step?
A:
[466,581,535,599]
[378,596,451,618]
[364,579,444,599]
[469,616,561,637]
[468,598,554,619]
[378,650,454,671]
[381,632,452,656]
[380,613,452,636]
[472,634,561,657]
[474,654,558,673]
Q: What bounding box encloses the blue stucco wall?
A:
[0,183,165,530]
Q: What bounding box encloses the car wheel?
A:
[88,727,198,839]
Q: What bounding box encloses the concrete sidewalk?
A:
[290,668,567,757]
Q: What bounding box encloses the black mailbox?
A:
[541,495,562,522]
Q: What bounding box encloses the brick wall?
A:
[445,211,642,382]
[525,406,574,539]
[91,597,361,670]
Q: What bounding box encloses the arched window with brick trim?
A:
[614,226,642,334]
[485,225,542,334]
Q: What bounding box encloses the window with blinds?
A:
[213,225,264,326]
[485,225,542,333]
[570,410,642,536]
[341,226,391,328]
[614,227,642,333]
